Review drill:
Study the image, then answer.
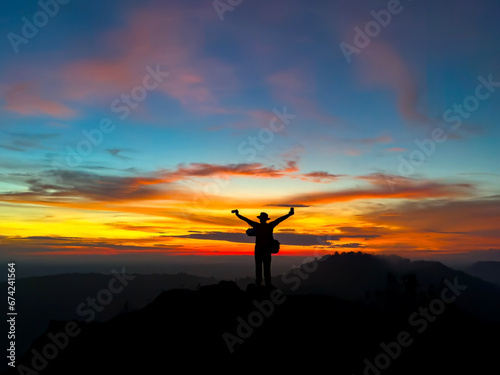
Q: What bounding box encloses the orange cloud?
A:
[275,179,474,206]
[294,171,344,183]
[358,197,500,253]
[172,160,299,179]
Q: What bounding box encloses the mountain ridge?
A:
[6,279,498,374]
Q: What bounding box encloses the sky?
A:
[0,0,499,277]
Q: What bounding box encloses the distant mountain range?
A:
[464,261,500,286]
[273,253,500,322]
[4,252,500,374]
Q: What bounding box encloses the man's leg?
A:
[263,252,272,286]
[255,252,263,286]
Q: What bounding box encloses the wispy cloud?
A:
[107,148,132,160]
[171,160,299,179]
[0,131,60,152]
[59,3,236,115]
[3,83,76,119]
[274,177,474,206]
[294,171,344,183]
[267,67,339,125]
[355,40,429,123]
[0,160,342,207]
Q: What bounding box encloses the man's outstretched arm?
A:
[270,207,294,227]
[232,209,257,226]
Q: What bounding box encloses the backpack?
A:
[270,239,280,254]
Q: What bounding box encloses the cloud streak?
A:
[0,161,342,207]
[3,83,76,119]
[274,177,474,206]
[169,230,380,246]
[355,40,429,123]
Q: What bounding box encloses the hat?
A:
[257,212,270,221]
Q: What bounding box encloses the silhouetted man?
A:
[232,208,294,287]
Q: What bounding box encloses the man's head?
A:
[257,212,270,223]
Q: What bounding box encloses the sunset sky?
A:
[1,0,499,275]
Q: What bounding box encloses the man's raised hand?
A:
[289,207,294,215]
[231,209,239,215]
